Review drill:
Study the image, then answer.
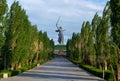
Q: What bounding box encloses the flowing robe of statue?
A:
[56,27,64,44]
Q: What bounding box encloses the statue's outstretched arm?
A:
[56,24,59,29]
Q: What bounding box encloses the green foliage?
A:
[0,0,8,70]
[110,0,120,80]
[0,1,54,70]
[66,32,80,61]
[69,58,112,81]
[95,1,111,69]
[66,1,116,80]
[79,64,112,80]
[0,0,7,18]
[110,0,120,48]
[86,65,109,78]
[0,57,51,79]
[54,45,66,50]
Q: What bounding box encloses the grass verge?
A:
[0,58,54,79]
[68,58,113,81]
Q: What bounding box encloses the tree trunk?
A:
[98,60,102,69]
[117,49,120,81]
[110,65,116,81]
[104,60,107,70]
[117,64,120,81]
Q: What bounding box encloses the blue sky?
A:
[7,0,109,45]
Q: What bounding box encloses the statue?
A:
[55,17,65,44]
[56,26,64,44]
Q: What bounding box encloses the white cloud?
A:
[86,3,104,11]
[20,0,45,6]
[47,8,81,17]
[7,0,108,44]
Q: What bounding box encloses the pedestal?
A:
[3,73,8,78]
[37,64,40,67]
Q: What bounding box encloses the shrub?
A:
[79,64,112,80]
[68,58,112,80]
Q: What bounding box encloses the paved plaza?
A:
[0,56,105,81]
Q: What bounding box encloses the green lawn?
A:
[54,45,66,50]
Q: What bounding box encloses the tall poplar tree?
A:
[110,0,120,80]
[3,1,55,70]
[0,0,7,68]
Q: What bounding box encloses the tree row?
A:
[0,1,54,70]
[67,1,119,80]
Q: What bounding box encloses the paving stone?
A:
[0,56,105,81]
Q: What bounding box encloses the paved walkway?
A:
[0,57,105,81]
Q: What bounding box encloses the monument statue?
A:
[56,17,65,44]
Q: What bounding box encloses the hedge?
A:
[0,59,50,79]
[68,58,113,81]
